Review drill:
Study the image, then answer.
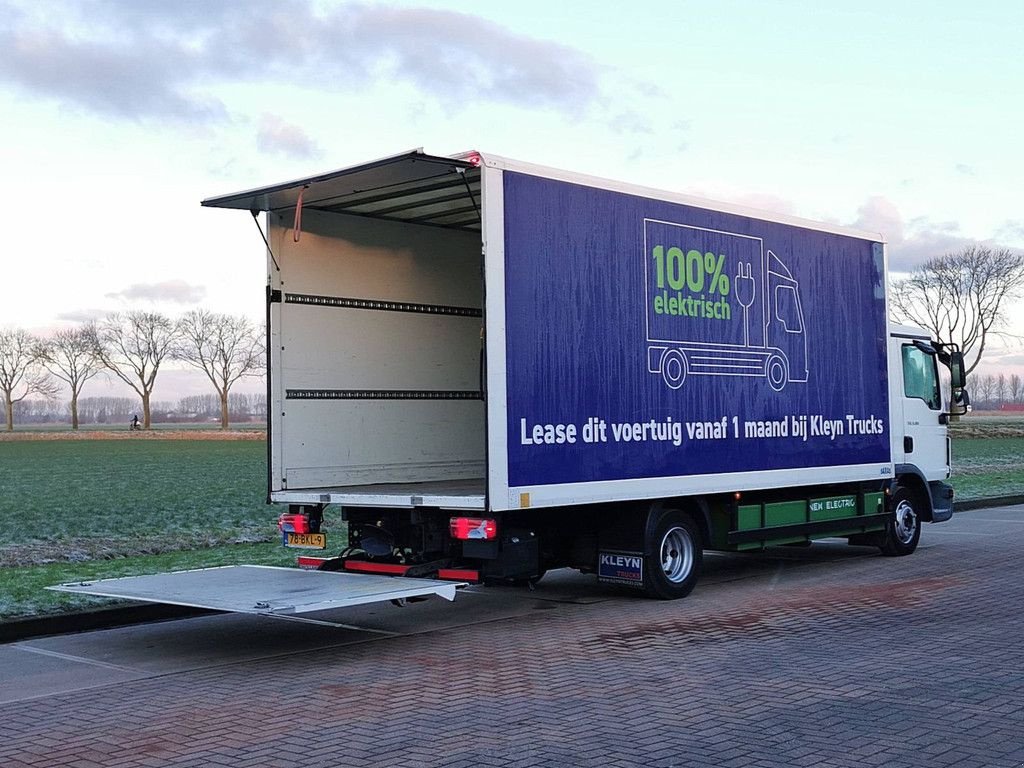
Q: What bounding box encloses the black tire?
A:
[880,485,921,556]
[643,509,703,599]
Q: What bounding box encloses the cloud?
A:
[0,1,604,123]
[0,3,228,123]
[989,353,1024,367]
[257,114,321,159]
[55,308,109,323]
[851,196,902,239]
[851,196,988,273]
[996,220,1024,243]
[105,280,206,304]
[609,111,654,136]
[954,163,976,176]
[346,6,600,110]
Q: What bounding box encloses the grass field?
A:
[949,435,1024,499]
[0,436,297,619]
[0,440,271,560]
[0,422,1021,620]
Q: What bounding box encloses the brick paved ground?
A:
[2,509,1023,767]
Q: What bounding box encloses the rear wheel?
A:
[643,509,702,599]
[880,486,921,556]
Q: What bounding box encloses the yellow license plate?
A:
[285,532,327,549]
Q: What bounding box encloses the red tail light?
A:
[278,513,310,534]
[449,517,498,540]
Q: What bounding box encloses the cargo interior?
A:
[206,154,487,506]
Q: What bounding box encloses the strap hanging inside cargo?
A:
[293,186,306,242]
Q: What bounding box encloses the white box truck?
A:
[54,149,968,613]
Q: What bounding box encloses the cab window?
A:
[775,285,803,332]
[902,345,941,410]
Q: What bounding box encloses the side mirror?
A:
[949,351,966,390]
[952,387,971,415]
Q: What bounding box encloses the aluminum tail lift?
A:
[49,565,465,628]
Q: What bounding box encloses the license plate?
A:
[284,532,327,549]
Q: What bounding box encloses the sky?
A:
[2,0,1023,400]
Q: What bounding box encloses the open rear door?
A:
[50,565,463,623]
[203,148,486,505]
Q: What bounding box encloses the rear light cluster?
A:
[278,513,311,534]
[449,517,498,540]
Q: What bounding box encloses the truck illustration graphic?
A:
[645,220,808,391]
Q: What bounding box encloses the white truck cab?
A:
[888,323,966,528]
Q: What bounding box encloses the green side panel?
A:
[737,505,761,531]
[764,501,805,527]
[714,491,888,552]
[864,492,884,514]
[808,494,858,521]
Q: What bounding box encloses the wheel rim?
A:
[893,499,918,544]
[660,526,695,583]
[661,350,686,389]
[766,356,787,392]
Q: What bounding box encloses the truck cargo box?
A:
[204,150,891,513]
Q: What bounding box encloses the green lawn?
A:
[0,440,272,556]
[0,438,303,619]
[949,435,1024,499]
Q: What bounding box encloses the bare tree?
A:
[974,373,996,407]
[174,310,264,429]
[36,327,102,429]
[90,312,177,429]
[1011,373,1022,404]
[995,373,1008,407]
[0,329,59,431]
[891,246,1024,376]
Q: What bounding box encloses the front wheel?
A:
[765,354,789,392]
[880,486,921,556]
[643,509,703,599]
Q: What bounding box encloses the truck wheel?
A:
[660,349,687,390]
[880,486,921,556]
[643,509,702,599]
[765,354,788,392]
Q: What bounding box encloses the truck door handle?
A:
[904,436,914,453]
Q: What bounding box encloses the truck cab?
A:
[887,324,960,527]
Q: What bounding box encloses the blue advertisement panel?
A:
[503,171,890,488]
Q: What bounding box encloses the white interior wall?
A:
[269,210,484,490]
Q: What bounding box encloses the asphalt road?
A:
[1,506,1023,767]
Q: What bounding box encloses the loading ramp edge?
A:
[48,565,465,620]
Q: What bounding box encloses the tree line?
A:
[0,310,264,431]
[969,373,1024,410]
[12,393,269,425]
